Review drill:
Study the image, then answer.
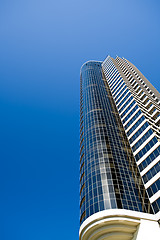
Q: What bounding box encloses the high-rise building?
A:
[79,56,160,240]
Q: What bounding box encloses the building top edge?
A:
[80,60,102,72]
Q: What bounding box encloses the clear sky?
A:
[0,0,160,239]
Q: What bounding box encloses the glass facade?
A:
[80,61,152,225]
[102,55,160,214]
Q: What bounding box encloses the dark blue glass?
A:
[80,61,152,225]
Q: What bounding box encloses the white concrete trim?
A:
[125,114,144,133]
[113,85,127,102]
[110,76,122,90]
[155,115,160,123]
[130,126,150,147]
[140,156,160,176]
[112,81,125,95]
[116,91,131,107]
[150,190,160,203]
[144,98,151,107]
[120,99,135,117]
[145,100,151,108]
[133,133,155,155]
[148,104,155,113]
[79,209,160,240]
[109,71,119,79]
[117,94,131,110]
[140,93,146,101]
[108,72,119,85]
[137,142,160,166]
[113,83,126,98]
[152,109,159,118]
[128,119,147,139]
[145,172,160,189]
[123,107,140,127]
[137,88,143,96]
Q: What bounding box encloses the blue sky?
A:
[0,0,160,239]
